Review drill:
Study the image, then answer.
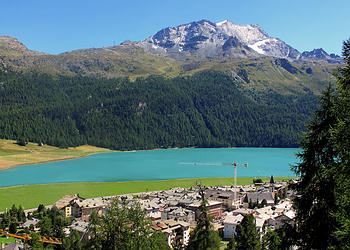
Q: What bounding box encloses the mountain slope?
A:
[135,19,311,61]
[216,20,301,59]
[300,48,342,63]
[0,71,319,149]
[0,19,341,149]
[0,36,45,56]
[0,37,182,79]
[183,57,336,96]
[135,20,260,60]
[0,36,338,97]
[0,19,341,97]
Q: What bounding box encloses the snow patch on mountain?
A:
[216,20,269,45]
[133,19,340,62]
[248,40,269,55]
[216,20,229,26]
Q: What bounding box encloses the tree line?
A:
[0,70,318,150]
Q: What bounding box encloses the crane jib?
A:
[179,162,248,167]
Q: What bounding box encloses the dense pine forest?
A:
[0,70,318,150]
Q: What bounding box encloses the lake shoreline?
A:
[0,144,299,170]
[0,151,114,171]
[0,147,299,187]
[0,140,114,170]
[0,145,195,170]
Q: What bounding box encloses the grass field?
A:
[0,235,16,245]
[0,139,113,170]
[0,177,295,212]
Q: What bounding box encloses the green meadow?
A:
[0,177,294,212]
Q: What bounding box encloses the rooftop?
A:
[224,214,244,225]
[55,194,81,209]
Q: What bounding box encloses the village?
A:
[0,177,297,249]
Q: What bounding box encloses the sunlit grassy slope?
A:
[183,57,337,95]
[0,139,112,170]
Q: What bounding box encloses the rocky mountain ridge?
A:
[134,19,341,63]
[301,48,341,63]
[0,19,342,65]
[0,20,342,90]
[0,36,45,56]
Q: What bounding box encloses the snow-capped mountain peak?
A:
[215,20,269,45]
[216,20,229,26]
[133,19,339,62]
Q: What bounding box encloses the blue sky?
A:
[1,0,349,55]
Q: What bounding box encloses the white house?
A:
[223,214,244,239]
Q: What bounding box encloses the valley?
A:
[0,19,339,151]
[0,6,349,247]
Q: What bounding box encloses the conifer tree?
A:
[261,229,281,250]
[292,39,350,249]
[88,199,170,250]
[29,232,44,249]
[292,84,338,249]
[186,188,221,250]
[226,214,260,250]
[331,38,350,246]
[63,230,85,250]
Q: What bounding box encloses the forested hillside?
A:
[0,70,318,149]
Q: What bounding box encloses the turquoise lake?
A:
[0,148,299,187]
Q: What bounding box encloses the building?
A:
[223,214,244,239]
[205,189,237,208]
[267,210,296,230]
[231,208,253,216]
[188,200,223,220]
[69,221,90,243]
[136,199,165,215]
[161,206,195,223]
[243,192,274,206]
[22,219,39,230]
[54,194,82,217]
[70,197,110,220]
[152,220,190,248]
[1,241,24,250]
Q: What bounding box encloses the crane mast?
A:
[180,161,248,207]
[234,164,237,202]
[223,162,248,207]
